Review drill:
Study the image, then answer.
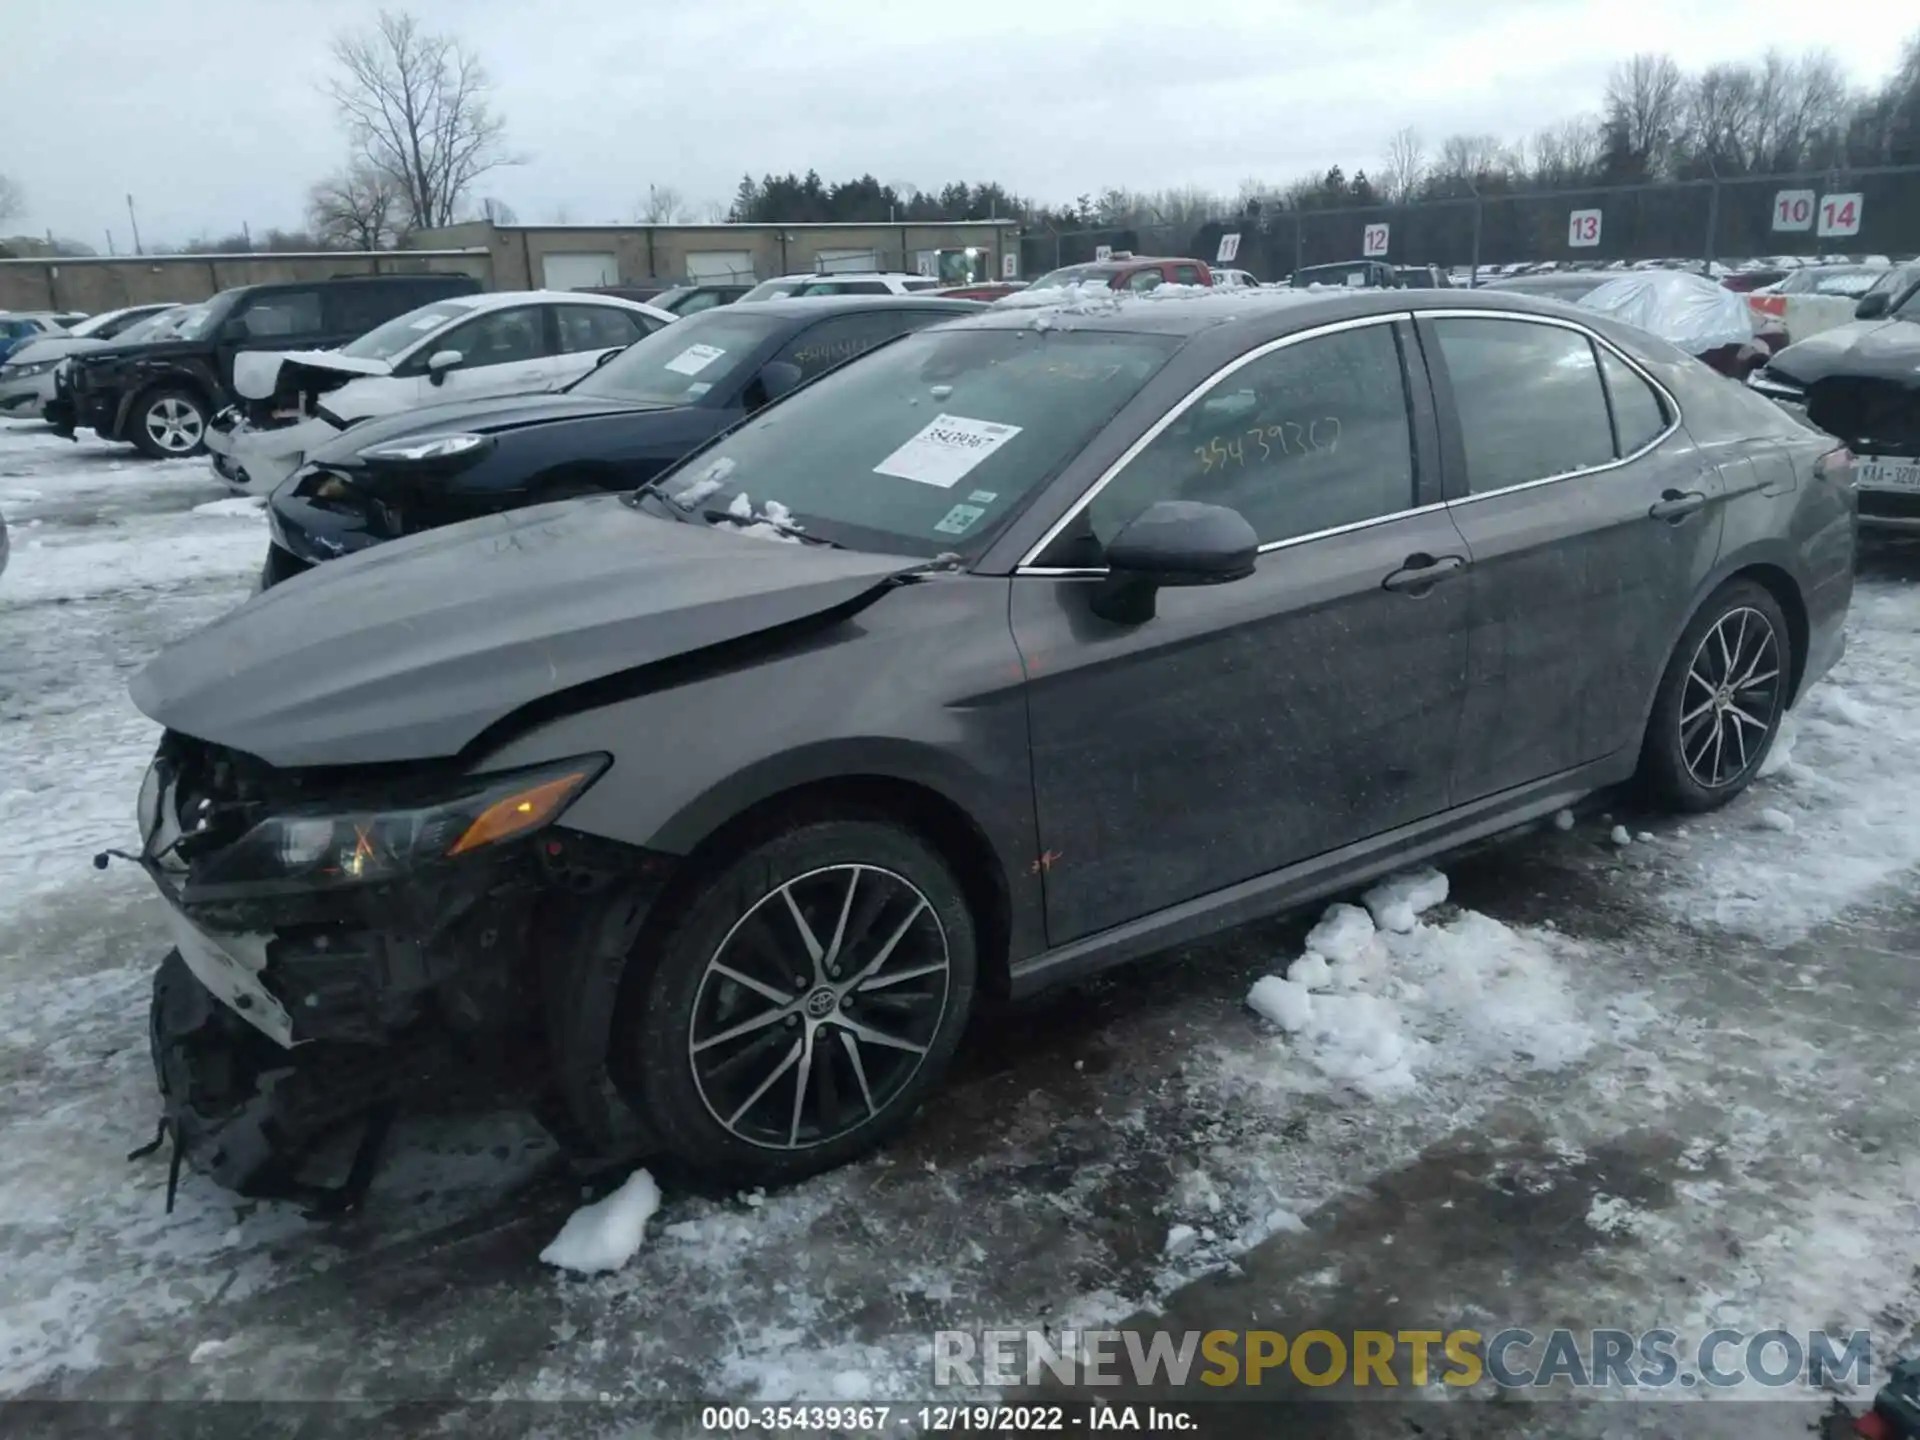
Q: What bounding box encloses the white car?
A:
[0,303,185,420]
[1212,268,1261,289]
[205,290,674,495]
[737,272,947,301]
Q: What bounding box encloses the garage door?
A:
[541,252,619,290]
[686,250,755,283]
[815,249,880,274]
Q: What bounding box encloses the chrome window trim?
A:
[1014,312,1415,572]
[1416,308,1683,507]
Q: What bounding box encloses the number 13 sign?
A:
[1568,209,1602,247]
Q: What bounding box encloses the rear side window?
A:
[236,290,323,339]
[776,311,927,380]
[1433,318,1615,493]
[1125,269,1163,292]
[1597,347,1669,455]
[555,304,653,354]
[1173,265,1202,285]
[1088,322,1417,548]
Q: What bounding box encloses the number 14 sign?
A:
[1773,190,1863,237]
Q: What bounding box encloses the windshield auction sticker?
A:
[874,414,1023,488]
[663,343,727,376]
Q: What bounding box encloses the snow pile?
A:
[1360,866,1447,934]
[539,1169,662,1275]
[190,496,266,519]
[714,491,802,544]
[1244,873,1596,1098]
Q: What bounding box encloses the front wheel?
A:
[615,818,978,1187]
[129,388,210,459]
[1639,579,1792,811]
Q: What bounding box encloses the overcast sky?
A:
[2,0,1906,247]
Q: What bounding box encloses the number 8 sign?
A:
[1568,209,1602,247]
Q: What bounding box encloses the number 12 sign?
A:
[1362,223,1389,257]
[1568,208,1602,247]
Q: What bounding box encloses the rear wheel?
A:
[1639,579,1792,811]
[130,387,210,459]
[615,818,977,1186]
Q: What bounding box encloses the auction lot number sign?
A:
[1772,189,1863,237]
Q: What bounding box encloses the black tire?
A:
[128,386,210,460]
[1639,579,1793,811]
[615,818,977,1187]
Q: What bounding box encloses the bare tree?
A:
[1603,53,1685,177]
[1529,116,1602,186]
[307,164,402,250]
[0,173,23,225]
[325,8,517,233]
[704,199,730,223]
[1382,127,1425,202]
[478,196,518,224]
[637,184,689,223]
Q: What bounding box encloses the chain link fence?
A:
[1020,165,1920,282]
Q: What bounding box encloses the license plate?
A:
[1857,457,1920,491]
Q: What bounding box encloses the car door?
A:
[1419,312,1725,802]
[550,304,660,388]
[1012,316,1473,944]
[414,305,556,402]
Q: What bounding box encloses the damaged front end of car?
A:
[121,732,666,1214]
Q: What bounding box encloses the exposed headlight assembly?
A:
[2,359,55,378]
[1746,368,1806,402]
[358,432,491,464]
[182,756,609,896]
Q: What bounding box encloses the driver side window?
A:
[431,306,549,371]
[1084,322,1418,552]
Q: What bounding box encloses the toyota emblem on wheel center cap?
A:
[804,986,838,1018]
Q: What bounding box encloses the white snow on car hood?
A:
[231,349,393,402]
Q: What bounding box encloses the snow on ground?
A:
[1,415,1917,1426]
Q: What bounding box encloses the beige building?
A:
[0,219,1023,314]
[408,219,1022,290]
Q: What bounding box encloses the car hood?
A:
[233,348,393,402]
[2,335,101,367]
[308,391,662,461]
[131,495,924,768]
[1768,318,1920,387]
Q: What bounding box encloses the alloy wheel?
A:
[688,863,951,1151]
[144,397,204,453]
[1678,605,1782,789]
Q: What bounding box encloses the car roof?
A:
[723,295,986,321]
[948,286,1613,341]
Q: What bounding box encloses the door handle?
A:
[1381,553,1468,595]
[1649,489,1708,523]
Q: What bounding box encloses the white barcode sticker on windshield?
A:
[410,314,448,330]
[873,414,1023,489]
[664,343,727,376]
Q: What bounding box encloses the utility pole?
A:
[105,229,115,256]
[242,221,252,251]
[126,194,144,255]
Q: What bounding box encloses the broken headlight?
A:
[185,756,609,895]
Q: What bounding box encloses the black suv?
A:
[50,273,482,459]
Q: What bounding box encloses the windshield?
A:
[652,326,1180,557]
[170,303,224,341]
[69,310,133,338]
[740,279,807,303]
[1892,267,1920,321]
[1029,265,1116,289]
[339,299,481,361]
[571,310,784,405]
[135,305,204,342]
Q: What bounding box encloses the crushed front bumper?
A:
[206,409,331,495]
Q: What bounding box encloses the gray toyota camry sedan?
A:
[122,287,1854,1206]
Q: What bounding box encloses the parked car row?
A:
[119,278,1856,1209]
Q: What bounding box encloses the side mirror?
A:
[757,360,803,404]
[426,349,462,385]
[1854,292,1890,321]
[218,318,250,344]
[1092,501,1259,624]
